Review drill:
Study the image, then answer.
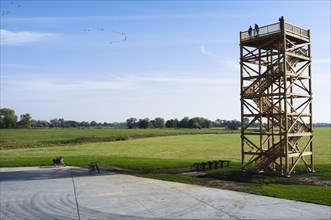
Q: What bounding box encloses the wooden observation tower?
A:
[240,19,313,176]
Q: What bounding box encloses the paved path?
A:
[0,166,330,219]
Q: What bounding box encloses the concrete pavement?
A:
[0,166,330,220]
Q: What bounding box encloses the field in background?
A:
[0,133,240,169]
[0,127,330,205]
[0,128,233,149]
[1,127,330,168]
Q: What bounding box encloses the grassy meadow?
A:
[0,127,330,205]
[0,129,240,171]
[0,128,234,149]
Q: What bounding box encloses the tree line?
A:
[0,108,241,130]
[0,108,128,128]
[2,108,328,130]
[126,117,241,130]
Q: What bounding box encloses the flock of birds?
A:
[2,1,22,16]
[83,28,128,44]
[109,31,127,44]
[1,1,128,45]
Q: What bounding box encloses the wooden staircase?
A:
[243,51,309,172]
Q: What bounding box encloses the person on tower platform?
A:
[248,25,253,37]
[255,23,259,36]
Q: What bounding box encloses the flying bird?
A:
[2,11,9,16]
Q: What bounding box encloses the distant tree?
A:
[36,120,50,128]
[250,121,260,127]
[177,117,190,128]
[0,108,18,128]
[109,122,127,127]
[314,122,331,127]
[188,118,201,129]
[173,118,179,127]
[139,118,151,129]
[31,120,48,128]
[80,121,90,127]
[213,119,226,127]
[165,120,171,128]
[243,117,250,127]
[31,119,38,128]
[195,117,212,128]
[66,120,79,128]
[165,118,178,128]
[151,117,165,128]
[181,117,211,129]
[59,118,65,128]
[90,121,98,127]
[203,119,212,128]
[50,118,60,128]
[126,118,139,129]
[19,113,32,128]
[226,120,241,130]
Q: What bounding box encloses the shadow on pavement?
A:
[0,167,115,182]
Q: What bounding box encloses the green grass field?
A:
[0,133,240,169]
[0,128,233,149]
[0,127,330,205]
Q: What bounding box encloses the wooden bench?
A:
[191,160,231,171]
[218,160,231,168]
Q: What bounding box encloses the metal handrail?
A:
[240,22,309,41]
[284,22,309,38]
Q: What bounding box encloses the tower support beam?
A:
[240,20,313,176]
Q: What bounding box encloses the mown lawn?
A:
[237,184,331,206]
[0,134,240,169]
[1,127,329,167]
[0,128,234,149]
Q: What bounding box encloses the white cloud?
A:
[0,29,58,45]
[141,76,235,86]
[3,72,236,94]
[200,45,239,71]
[11,80,134,92]
[111,73,237,87]
[200,45,217,58]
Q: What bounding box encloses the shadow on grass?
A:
[202,163,331,186]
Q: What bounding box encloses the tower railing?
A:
[240,22,309,41]
[285,22,309,39]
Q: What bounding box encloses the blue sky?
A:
[1,0,330,123]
